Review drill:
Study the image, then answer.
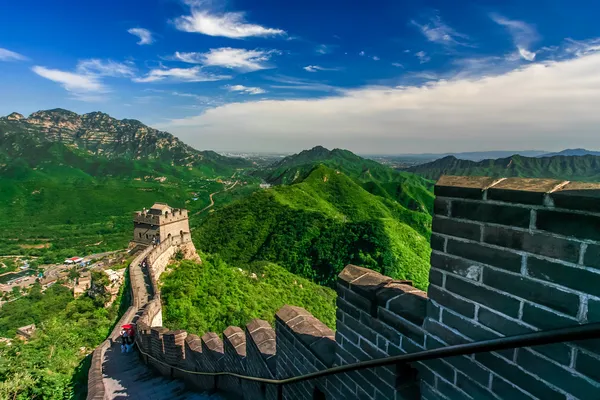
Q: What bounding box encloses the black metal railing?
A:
[135,322,600,398]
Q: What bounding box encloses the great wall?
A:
[87,177,600,399]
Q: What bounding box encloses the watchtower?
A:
[132,203,190,245]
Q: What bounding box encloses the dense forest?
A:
[160,256,337,336]
[195,164,432,290]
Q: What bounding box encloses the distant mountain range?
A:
[372,149,600,162]
[0,108,249,178]
[406,154,600,181]
[538,148,600,157]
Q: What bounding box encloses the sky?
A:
[1,0,600,154]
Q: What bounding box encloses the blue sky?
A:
[1,0,600,153]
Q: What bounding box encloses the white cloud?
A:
[392,62,404,68]
[160,50,600,153]
[563,38,600,57]
[491,14,539,61]
[32,66,105,92]
[128,28,154,45]
[133,66,231,83]
[415,51,431,63]
[0,48,28,61]
[265,75,340,92]
[411,15,471,47]
[173,48,278,72]
[173,7,285,39]
[225,84,266,95]
[76,59,136,77]
[372,56,380,61]
[303,65,339,72]
[316,44,333,54]
[359,51,365,56]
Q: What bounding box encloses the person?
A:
[120,330,128,353]
[125,328,135,353]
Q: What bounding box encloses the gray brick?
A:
[518,349,600,400]
[432,217,481,241]
[575,351,600,382]
[360,312,401,346]
[431,252,482,281]
[482,267,579,317]
[584,244,600,270]
[427,300,441,321]
[528,256,600,298]
[478,307,572,365]
[344,314,378,345]
[491,376,536,400]
[434,198,450,216]
[455,372,498,400]
[589,298,600,323]
[521,302,579,331]
[536,209,600,242]
[445,275,520,317]
[447,237,523,273]
[475,352,565,400]
[483,225,580,264]
[431,233,446,251]
[428,284,476,318]
[423,318,470,347]
[378,308,425,345]
[429,268,444,287]
[435,376,471,400]
[451,200,531,228]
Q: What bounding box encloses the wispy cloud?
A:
[303,65,340,72]
[415,51,430,63]
[315,44,334,54]
[133,66,231,83]
[128,28,154,45]
[32,66,106,92]
[76,59,136,77]
[490,13,539,61]
[411,14,471,47]
[359,51,365,56]
[225,84,266,95]
[372,56,380,61]
[266,75,340,92]
[392,62,404,68]
[563,38,600,57]
[173,3,285,39]
[173,48,279,72]
[0,48,28,61]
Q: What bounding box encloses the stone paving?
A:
[102,345,220,400]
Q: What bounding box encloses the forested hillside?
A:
[407,154,600,181]
[195,164,432,289]
[161,256,337,336]
[259,146,435,213]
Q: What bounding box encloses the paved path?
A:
[100,248,224,400]
[102,345,220,400]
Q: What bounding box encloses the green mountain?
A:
[0,109,250,178]
[0,109,254,265]
[259,145,435,213]
[195,164,432,290]
[406,154,600,181]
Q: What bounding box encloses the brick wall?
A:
[424,176,600,399]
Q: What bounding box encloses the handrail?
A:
[136,322,600,388]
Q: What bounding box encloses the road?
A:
[194,180,239,216]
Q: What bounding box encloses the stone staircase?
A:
[102,345,221,400]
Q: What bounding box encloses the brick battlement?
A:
[89,177,600,400]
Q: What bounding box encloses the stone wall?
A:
[91,176,600,400]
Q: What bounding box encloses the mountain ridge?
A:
[406,154,600,181]
[0,108,249,169]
